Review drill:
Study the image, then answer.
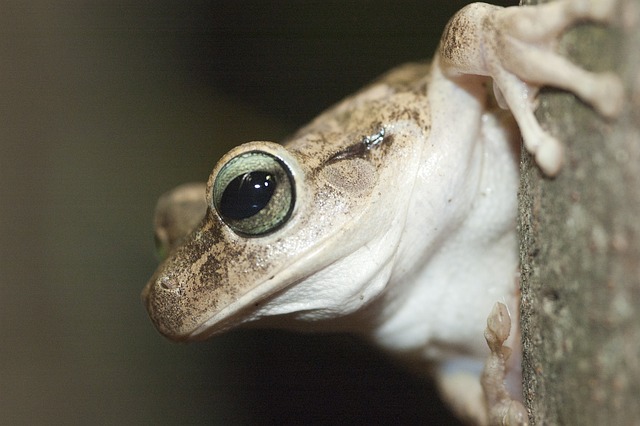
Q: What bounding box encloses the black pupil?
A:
[220,171,276,219]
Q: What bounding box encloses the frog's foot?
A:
[439,0,624,176]
[482,302,528,426]
[487,0,624,176]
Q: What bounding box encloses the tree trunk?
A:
[518,0,640,424]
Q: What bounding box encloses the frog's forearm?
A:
[438,1,622,176]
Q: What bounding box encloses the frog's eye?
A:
[212,151,295,236]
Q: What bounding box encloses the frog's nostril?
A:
[159,275,179,290]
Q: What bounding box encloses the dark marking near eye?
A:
[325,126,387,164]
[326,142,369,164]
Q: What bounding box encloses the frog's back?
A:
[286,62,432,143]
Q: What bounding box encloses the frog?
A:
[142,0,623,424]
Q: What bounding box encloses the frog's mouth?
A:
[144,210,401,343]
[142,224,337,341]
[180,237,361,341]
[190,223,407,341]
[183,269,305,340]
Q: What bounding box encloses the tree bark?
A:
[518,0,640,424]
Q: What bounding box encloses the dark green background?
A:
[1,1,512,424]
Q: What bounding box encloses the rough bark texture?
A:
[519,0,640,424]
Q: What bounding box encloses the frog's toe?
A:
[503,400,529,426]
[590,72,624,118]
[535,136,564,177]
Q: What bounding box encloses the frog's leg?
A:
[482,302,529,426]
[434,302,526,426]
[438,0,623,176]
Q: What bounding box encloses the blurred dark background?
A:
[0,1,512,424]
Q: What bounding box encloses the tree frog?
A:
[142,0,622,424]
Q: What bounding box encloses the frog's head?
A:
[142,79,432,341]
